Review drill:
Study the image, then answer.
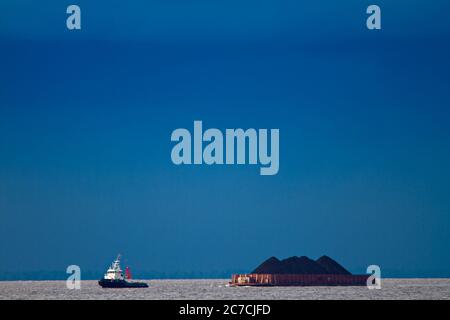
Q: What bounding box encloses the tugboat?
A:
[98,255,149,288]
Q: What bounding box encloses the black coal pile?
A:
[252,255,351,275]
[316,255,351,275]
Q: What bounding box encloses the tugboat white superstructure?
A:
[98,255,148,288]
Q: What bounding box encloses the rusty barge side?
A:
[230,274,369,287]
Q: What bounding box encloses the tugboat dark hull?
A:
[98,279,148,288]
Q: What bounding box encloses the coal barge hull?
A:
[230,274,369,287]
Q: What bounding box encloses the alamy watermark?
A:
[171,121,280,176]
[367,265,381,289]
[367,5,381,30]
[65,4,382,32]
[66,5,81,30]
[66,265,81,289]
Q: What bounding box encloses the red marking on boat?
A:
[125,267,132,280]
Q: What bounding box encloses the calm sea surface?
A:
[0,279,449,300]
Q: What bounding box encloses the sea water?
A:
[0,279,449,300]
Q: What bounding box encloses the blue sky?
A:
[1,1,450,277]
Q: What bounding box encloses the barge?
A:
[230,273,369,287]
[230,255,369,287]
